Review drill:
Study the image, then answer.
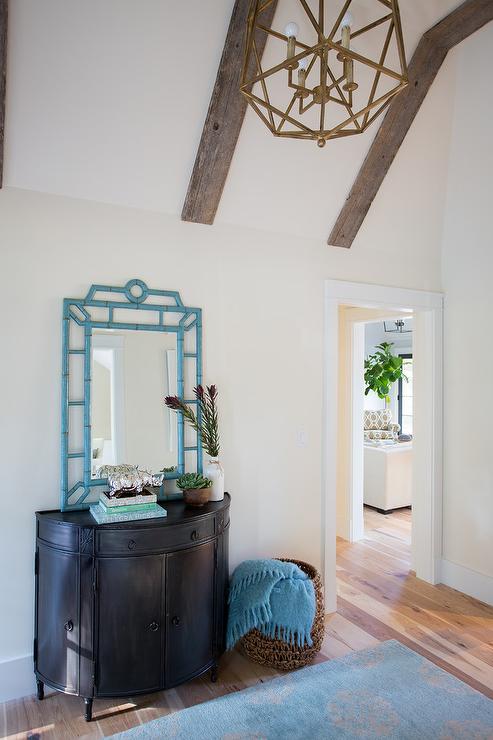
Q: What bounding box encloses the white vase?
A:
[204,457,224,502]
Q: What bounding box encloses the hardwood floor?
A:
[2,507,492,739]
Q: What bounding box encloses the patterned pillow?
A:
[365,430,395,440]
[364,409,392,431]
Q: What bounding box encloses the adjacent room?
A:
[363,317,413,543]
[1,1,492,738]
[365,320,414,438]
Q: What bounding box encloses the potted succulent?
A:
[176,473,212,508]
[165,385,224,502]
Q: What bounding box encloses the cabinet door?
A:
[36,544,79,693]
[166,541,215,687]
[96,554,165,696]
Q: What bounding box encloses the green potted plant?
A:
[364,342,407,407]
[165,385,224,501]
[176,473,212,508]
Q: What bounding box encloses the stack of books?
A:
[90,491,167,524]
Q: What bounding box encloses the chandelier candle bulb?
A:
[341,11,353,31]
[343,59,357,92]
[284,21,299,38]
[297,57,309,90]
[285,22,299,67]
[342,24,351,49]
[341,15,352,85]
[338,12,352,60]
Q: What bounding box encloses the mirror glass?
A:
[90,329,177,478]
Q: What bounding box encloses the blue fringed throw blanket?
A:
[226,559,316,650]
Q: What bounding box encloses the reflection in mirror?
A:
[91,330,177,478]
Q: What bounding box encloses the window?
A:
[398,354,413,435]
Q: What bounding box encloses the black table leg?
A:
[210,663,218,683]
[36,679,44,701]
[84,698,93,722]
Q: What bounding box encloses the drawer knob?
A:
[128,539,136,550]
[172,616,181,627]
[191,530,199,541]
[148,621,160,632]
[64,620,74,632]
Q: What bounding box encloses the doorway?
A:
[361,317,414,556]
[322,281,443,614]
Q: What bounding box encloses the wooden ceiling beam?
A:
[425,0,493,49]
[182,0,277,225]
[0,0,7,188]
[328,0,493,248]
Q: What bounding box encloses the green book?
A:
[100,501,157,514]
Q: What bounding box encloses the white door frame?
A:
[322,280,443,614]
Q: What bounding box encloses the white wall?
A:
[0,187,444,700]
[2,0,490,703]
[440,24,493,595]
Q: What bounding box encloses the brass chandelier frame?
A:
[240,0,408,146]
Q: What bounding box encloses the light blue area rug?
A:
[107,640,493,739]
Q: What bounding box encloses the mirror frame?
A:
[61,279,202,511]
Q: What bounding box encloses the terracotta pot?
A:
[183,487,210,507]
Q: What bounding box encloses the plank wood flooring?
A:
[2,507,492,739]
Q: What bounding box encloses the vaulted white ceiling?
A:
[5,0,465,242]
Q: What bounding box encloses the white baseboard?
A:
[0,654,35,702]
[440,559,493,607]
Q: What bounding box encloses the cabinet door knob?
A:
[64,620,74,632]
[128,539,136,550]
[148,621,160,632]
[171,616,181,627]
[190,530,199,541]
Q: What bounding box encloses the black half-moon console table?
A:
[34,494,230,721]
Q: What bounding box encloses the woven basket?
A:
[240,558,325,671]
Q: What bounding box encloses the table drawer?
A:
[37,518,79,552]
[96,518,215,555]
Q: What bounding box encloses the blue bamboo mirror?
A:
[61,279,202,511]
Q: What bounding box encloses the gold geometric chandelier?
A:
[240,0,408,147]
